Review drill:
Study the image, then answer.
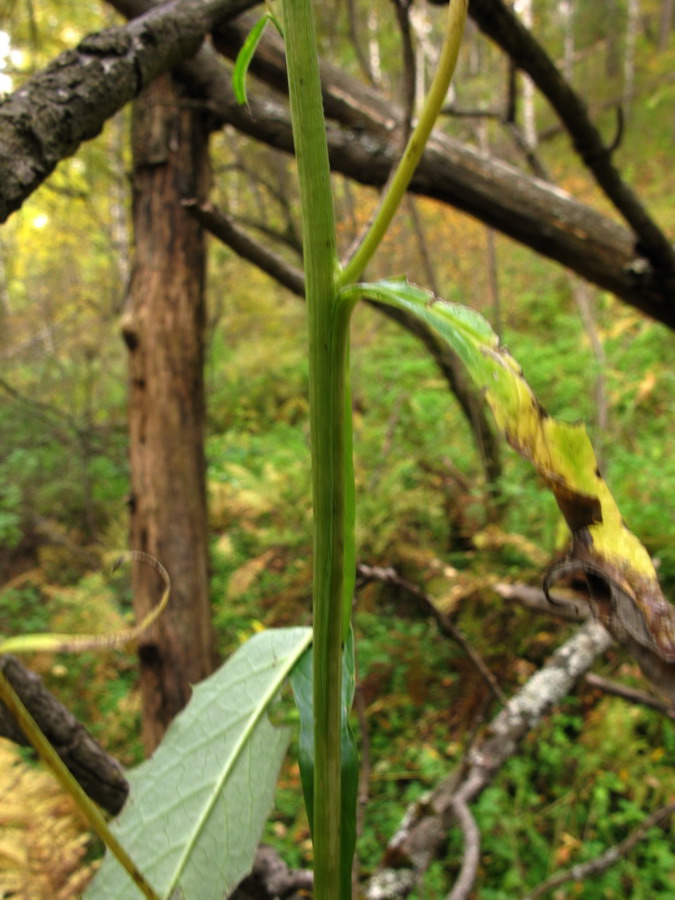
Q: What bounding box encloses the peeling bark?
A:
[125,73,218,751]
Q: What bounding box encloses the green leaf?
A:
[291,629,358,900]
[232,15,271,106]
[350,277,675,696]
[85,627,312,900]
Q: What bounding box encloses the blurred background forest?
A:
[1,0,675,897]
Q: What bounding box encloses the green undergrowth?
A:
[439,697,675,899]
[2,110,675,899]
[260,600,675,896]
[2,261,674,892]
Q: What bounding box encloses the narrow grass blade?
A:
[232,15,270,105]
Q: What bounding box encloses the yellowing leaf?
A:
[352,278,675,696]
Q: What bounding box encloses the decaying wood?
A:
[125,73,219,752]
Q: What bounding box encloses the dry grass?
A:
[0,739,96,899]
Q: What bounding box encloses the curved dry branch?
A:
[584,672,675,719]
[445,783,481,900]
[356,562,507,706]
[366,620,612,899]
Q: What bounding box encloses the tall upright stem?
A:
[283,0,353,896]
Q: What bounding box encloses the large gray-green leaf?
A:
[85,627,312,900]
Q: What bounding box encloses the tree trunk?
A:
[659,0,675,50]
[560,0,575,82]
[123,73,218,753]
[514,0,537,148]
[624,0,640,116]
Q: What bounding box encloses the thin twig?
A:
[392,0,416,140]
[183,200,305,296]
[444,778,482,900]
[356,563,508,707]
[406,194,438,295]
[585,672,675,720]
[522,802,675,900]
[344,0,377,86]
[494,581,586,622]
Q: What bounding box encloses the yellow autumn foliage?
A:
[0,739,95,899]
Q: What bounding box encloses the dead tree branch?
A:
[231,845,314,899]
[214,14,675,328]
[493,581,587,621]
[184,200,306,296]
[444,781,481,900]
[356,563,507,706]
[0,0,257,222]
[0,655,129,815]
[365,620,612,898]
[0,2,671,325]
[585,672,675,719]
[469,0,675,286]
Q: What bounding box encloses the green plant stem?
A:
[282,0,355,896]
[0,668,160,900]
[339,0,468,288]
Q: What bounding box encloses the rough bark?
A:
[0,0,256,223]
[2,4,674,327]
[124,73,218,752]
[0,655,129,815]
